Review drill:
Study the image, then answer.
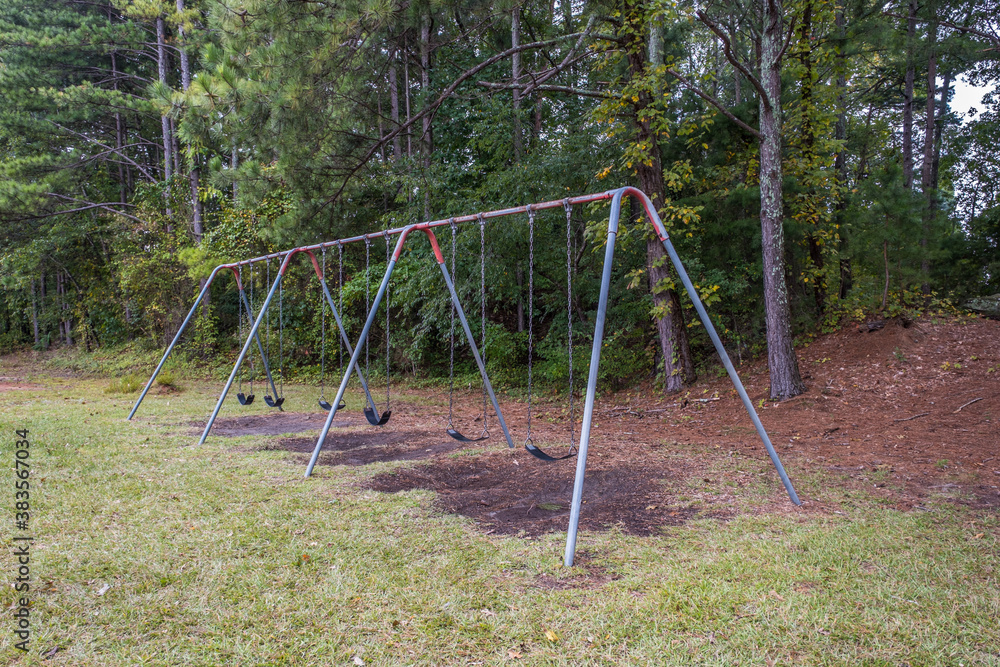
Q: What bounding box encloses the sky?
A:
[952,76,994,121]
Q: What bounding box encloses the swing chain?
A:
[447,219,457,429]
[524,207,535,446]
[564,199,575,454]
[337,242,343,372]
[364,237,371,378]
[319,247,327,401]
[238,264,245,393]
[478,213,489,436]
[247,262,254,392]
[384,230,391,411]
[278,259,284,397]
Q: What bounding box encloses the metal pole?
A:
[304,237,404,478]
[563,193,622,567]
[128,264,224,420]
[198,261,285,445]
[238,288,279,400]
[435,260,514,449]
[649,210,801,506]
[318,277,382,415]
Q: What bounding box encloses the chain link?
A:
[384,230,391,410]
[319,247,327,401]
[564,199,575,453]
[448,219,457,428]
[337,243,343,372]
[525,207,535,444]
[478,213,488,433]
[364,237,371,378]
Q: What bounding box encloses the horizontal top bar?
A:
[222,189,620,269]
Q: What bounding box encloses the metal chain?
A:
[248,262,254,391]
[564,199,575,453]
[278,262,284,397]
[384,230,391,410]
[337,243,343,373]
[364,237,371,379]
[448,219,457,428]
[525,207,535,444]
[265,258,271,381]
[478,213,488,433]
[238,264,245,392]
[320,247,327,401]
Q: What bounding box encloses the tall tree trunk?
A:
[111,51,128,203]
[931,68,951,191]
[759,0,804,399]
[31,278,39,346]
[625,4,694,393]
[512,7,523,159]
[156,16,172,185]
[920,17,938,290]
[834,2,852,298]
[177,0,203,241]
[231,145,238,201]
[389,55,402,161]
[420,16,433,220]
[902,0,917,189]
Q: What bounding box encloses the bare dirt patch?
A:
[192,411,354,437]
[0,376,42,392]
[368,449,709,536]
[268,430,467,465]
[219,317,1000,536]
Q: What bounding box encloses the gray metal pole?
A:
[436,261,514,449]
[128,265,224,420]
[305,252,400,477]
[238,288,279,400]
[198,264,284,445]
[563,193,622,567]
[318,277,381,414]
[651,213,801,506]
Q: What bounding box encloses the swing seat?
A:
[364,406,391,426]
[318,399,346,412]
[446,427,488,443]
[523,441,576,462]
[237,392,255,406]
[264,395,285,409]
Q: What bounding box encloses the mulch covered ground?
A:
[223,316,1000,535]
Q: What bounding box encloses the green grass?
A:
[0,365,998,665]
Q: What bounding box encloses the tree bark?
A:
[512,7,523,159]
[759,0,804,399]
[835,1,852,299]
[31,278,39,346]
[920,17,938,289]
[156,16,172,184]
[902,0,917,189]
[177,0,203,241]
[420,16,434,220]
[389,55,402,161]
[624,4,695,393]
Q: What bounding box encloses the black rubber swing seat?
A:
[364,406,391,426]
[264,395,285,409]
[523,441,576,461]
[318,399,346,412]
[446,428,488,443]
[237,393,255,406]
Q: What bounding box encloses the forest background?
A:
[0,0,997,399]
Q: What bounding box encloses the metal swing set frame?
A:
[128,186,801,567]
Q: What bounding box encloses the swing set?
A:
[128,186,801,567]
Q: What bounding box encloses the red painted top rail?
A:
[218,189,627,271]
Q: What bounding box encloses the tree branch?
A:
[696,10,771,112]
[316,30,595,212]
[666,68,761,139]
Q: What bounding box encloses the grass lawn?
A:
[1,372,997,665]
